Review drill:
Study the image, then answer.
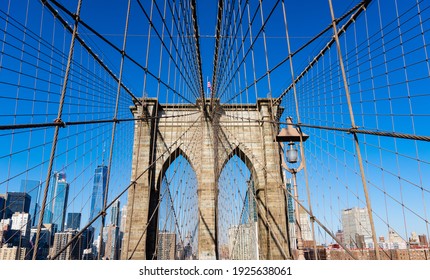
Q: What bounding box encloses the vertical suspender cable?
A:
[327,0,380,260]
[97,0,132,260]
[281,0,318,259]
[33,0,83,260]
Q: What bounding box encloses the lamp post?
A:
[276,117,309,260]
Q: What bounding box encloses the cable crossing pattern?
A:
[0,0,430,261]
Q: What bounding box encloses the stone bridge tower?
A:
[121,98,291,260]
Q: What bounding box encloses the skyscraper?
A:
[66,213,81,230]
[20,179,41,227]
[118,205,127,258]
[89,165,108,240]
[50,230,81,260]
[11,212,31,237]
[110,200,120,226]
[30,225,53,259]
[228,223,258,260]
[11,212,31,246]
[4,192,31,219]
[0,195,5,219]
[120,205,127,233]
[335,230,345,245]
[241,180,257,225]
[341,207,372,249]
[285,178,296,250]
[157,231,176,260]
[0,245,27,260]
[103,224,120,260]
[233,180,259,260]
[43,172,69,232]
[299,206,313,241]
[285,179,295,224]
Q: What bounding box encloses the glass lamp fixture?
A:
[286,142,298,163]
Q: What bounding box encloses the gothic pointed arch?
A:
[219,145,258,186]
[156,146,197,191]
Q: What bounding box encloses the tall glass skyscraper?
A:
[89,165,108,240]
[43,172,69,232]
[286,180,294,223]
[20,179,41,227]
[110,200,120,226]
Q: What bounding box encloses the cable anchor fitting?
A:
[54,118,66,128]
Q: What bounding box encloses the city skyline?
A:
[2,168,430,259]
[1,182,429,260]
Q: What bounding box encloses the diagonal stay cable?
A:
[153,0,200,99]
[40,0,141,105]
[218,121,357,259]
[216,111,430,142]
[135,0,200,101]
[227,0,364,104]
[169,0,201,98]
[215,0,261,101]
[216,0,274,101]
[32,0,83,260]
[42,0,198,105]
[124,110,203,260]
[273,0,371,105]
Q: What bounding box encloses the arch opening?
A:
[217,147,259,260]
[153,148,198,260]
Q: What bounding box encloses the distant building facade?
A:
[103,224,120,260]
[30,224,54,259]
[43,172,69,232]
[110,200,120,226]
[228,223,258,260]
[387,228,407,249]
[120,205,127,234]
[50,230,81,260]
[157,231,176,260]
[0,195,5,219]
[228,180,258,260]
[4,192,31,219]
[419,234,428,247]
[341,207,372,249]
[20,179,41,227]
[299,206,313,241]
[335,230,344,245]
[0,244,27,260]
[66,213,81,230]
[11,212,31,246]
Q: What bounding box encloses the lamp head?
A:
[276,117,309,143]
[286,142,298,163]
